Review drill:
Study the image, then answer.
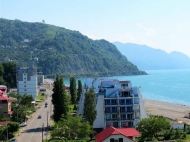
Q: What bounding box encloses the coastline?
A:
[144,99,190,124]
[44,79,190,124]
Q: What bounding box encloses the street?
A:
[16,89,53,142]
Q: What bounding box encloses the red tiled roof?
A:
[0,94,10,103]
[95,126,140,142]
[0,90,3,95]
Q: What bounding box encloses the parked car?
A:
[19,122,27,127]
[38,115,42,119]
[45,102,48,105]
[11,138,17,142]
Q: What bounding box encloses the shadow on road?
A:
[21,126,48,133]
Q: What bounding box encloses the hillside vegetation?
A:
[0,19,146,78]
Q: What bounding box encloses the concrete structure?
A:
[37,72,44,85]
[95,126,140,142]
[77,78,148,129]
[16,61,38,99]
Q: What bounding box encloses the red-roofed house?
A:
[0,86,12,119]
[95,126,140,142]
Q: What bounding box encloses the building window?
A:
[105,107,111,113]
[0,100,2,104]
[126,99,132,105]
[120,114,126,120]
[111,99,117,105]
[112,114,117,120]
[119,138,123,142]
[106,114,111,120]
[110,138,114,142]
[113,122,118,127]
[24,85,26,87]
[112,107,117,112]
[105,100,110,105]
[119,99,125,105]
[24,89,26,91]
[24,82,26,83]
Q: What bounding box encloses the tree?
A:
[1,62,16,88]
[51,116,93,141]
[83,88,97,126]
[137,115,171,141]
[19,94,33,106]
[52,75,69,122]
[77,80,82,102]
[70,77,77,104]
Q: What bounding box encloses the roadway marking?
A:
[28,111,46,142]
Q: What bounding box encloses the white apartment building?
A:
[77,78,147,129]
[16,61,38,99]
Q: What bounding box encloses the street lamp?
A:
[42,123,44,142]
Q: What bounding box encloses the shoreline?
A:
[144,99,190,124]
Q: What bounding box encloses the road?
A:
[16,89,53,142]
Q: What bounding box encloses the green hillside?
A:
[0,18,146,78]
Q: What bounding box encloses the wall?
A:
[102,134,133,142]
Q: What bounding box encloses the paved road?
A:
[16,89,53,142]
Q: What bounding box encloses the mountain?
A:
[113,42,190,70]
[0,19,146,78]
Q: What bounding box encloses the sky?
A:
[1,0,190,57]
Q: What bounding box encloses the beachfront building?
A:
[16,61,38,99]
[77,78,147,130]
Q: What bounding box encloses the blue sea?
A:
[63,69,190,105]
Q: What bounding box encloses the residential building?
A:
[95,126,140,142]
[0,87,12,119]
[16,61,38,99]
[77,78,147,130]
[0,85,7,95]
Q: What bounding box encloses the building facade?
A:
[77,78,147,129]
[0,86,12,119]
[16,61,38,99]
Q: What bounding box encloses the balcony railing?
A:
[105,110,118,113]
[120,110,133,113]
[105,103,118,105]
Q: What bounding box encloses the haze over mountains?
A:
[113,42,190,70]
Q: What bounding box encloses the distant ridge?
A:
[113,42,190,70]
[0,18,147,78]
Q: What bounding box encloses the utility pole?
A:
[42,123,44,142]
[46,111,49,141]
[6,119,8,142]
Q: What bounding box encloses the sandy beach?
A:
[144,99,190,124]
[44,79,190,124]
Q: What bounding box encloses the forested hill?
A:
[0,18,146,78]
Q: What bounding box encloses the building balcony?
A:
[105,118,120,121]
[120,110,133,113]
[105,110,119,113]
[104,103,118,106]
[119,103,133,106]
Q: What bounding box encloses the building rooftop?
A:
[95,126,140,142]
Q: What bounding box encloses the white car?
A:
[19,122,27,127]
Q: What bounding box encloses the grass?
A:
[36,92,45,101]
